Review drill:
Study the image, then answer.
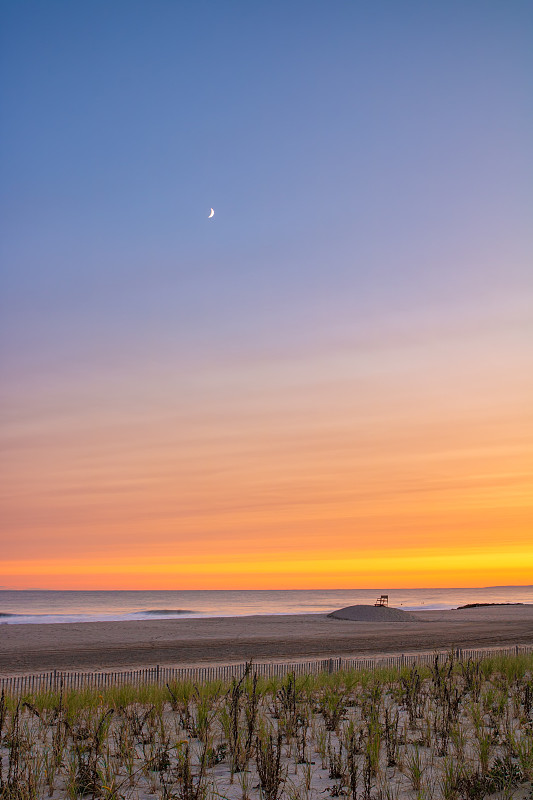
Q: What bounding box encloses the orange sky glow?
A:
[2,303,532,590]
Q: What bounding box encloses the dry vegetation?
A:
[1,653,532,800]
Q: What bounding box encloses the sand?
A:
[328,604,419,621]
[1,604,532,676]
[4,646,533,800]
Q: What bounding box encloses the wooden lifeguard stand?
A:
[374,594,389,607]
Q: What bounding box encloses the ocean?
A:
[1,586,532,625]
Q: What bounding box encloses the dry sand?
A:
[1,604,532,676]
[328,604,419,621]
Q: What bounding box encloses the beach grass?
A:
[1,652,532,799]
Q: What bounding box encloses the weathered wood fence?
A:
[1,643,531,697]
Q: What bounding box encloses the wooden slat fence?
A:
[1,643,531,697]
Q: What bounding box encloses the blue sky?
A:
[2,0,531,373]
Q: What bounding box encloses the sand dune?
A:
[328,604,419,622]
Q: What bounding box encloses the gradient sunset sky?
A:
[1,1,532,590]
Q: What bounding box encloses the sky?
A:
[1,1,532,590]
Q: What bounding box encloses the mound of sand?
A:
[328,604,419,622]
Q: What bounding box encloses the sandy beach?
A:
[1,604,532,676]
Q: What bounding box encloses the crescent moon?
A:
[208,208,214,218]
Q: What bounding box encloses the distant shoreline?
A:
[456,602,526,609]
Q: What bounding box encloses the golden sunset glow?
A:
[2,309,531,590]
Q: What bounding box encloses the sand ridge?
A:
[328,604,420,622]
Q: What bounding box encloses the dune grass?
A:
[1,652,532,799]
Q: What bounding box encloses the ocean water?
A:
[0,586,532,625]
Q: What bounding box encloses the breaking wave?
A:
[137,609,196,616]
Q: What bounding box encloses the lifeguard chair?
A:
[374,594,389,607]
